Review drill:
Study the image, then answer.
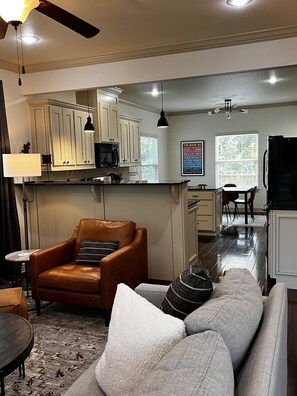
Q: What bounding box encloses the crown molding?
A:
[3,24,297,74]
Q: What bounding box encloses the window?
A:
[215,133,258,186]
[141,135,158,182]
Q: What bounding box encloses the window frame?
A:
[215,132,259,187]
[140,133,159,182]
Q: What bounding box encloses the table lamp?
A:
[2,153,41,250]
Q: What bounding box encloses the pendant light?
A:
[157,82,169,128]
[84,90,95,133]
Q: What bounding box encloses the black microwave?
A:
[95,143,119,168]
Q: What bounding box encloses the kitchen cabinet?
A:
[188,188,222,236]
[74,110,95,167]
[28,99,95,171]
[76,88,122,144]
[119,116,141,165]
[268,210,297,289]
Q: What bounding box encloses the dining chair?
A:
[222,189,231,222]
[224,184,239,219]
[234,186,257,221]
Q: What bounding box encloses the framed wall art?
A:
[181,140,205,176]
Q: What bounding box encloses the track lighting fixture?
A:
[208,99,248,119]
[157,82,169,128]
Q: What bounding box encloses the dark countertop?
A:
[188,185,222,191]
[25,180,190,186]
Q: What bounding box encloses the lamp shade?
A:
[2,153,41,177]
[0,0,39,24]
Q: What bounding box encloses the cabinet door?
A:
[50,105,75,167]
[129,121,141,164]
[109,104,120,142]
[99,102,120,143]
[99,102,110,142]
[119,119,130,164]
[62,107,76,166]
[268,210,297,287]
[74,110,95,167]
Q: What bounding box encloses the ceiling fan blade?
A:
[0,17,8,40]
[36,1,100,38]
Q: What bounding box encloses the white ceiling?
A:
[1,0,297,112]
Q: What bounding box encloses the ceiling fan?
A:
[0,0,100,40]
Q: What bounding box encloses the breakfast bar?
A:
[23,180,197,282]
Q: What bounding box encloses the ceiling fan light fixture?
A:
[226,0,253,6]
[84,116,95,133]
[0,0,39,24]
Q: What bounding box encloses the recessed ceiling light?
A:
[151,88,159,97]
[18,35,40,44]
[226,0,253,6]
[268,76,279,85]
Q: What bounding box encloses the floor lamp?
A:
[2,153,41,250]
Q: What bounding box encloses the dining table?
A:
[223,186,253,224]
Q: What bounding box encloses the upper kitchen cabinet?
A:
[76,88,122,144]
[28,99,95,171]
[119,116,141,166]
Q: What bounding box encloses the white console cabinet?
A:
[268,210,297,289]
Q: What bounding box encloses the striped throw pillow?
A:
[76,240,118,266]
[160,264,213,319]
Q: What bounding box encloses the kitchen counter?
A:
[188,185,222,191]
[27,180,189,186]
[22,180,196,281]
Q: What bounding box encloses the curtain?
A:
[0,80,21,281]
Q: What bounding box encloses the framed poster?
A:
[181,140,204,176]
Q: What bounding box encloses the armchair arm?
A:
[30,238,76,297]
[100,228,148,309]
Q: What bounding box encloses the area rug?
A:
[222,215,266,229]
[3,298,108,396]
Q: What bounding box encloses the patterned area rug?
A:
[3,296,108,396]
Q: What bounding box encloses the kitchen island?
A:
[24,180,197,281]
[188,186,222,236]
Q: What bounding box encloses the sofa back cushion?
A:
[184,268,263,372]
[235,282,287,396]
[74,219,136,258]
[131,331,234,396]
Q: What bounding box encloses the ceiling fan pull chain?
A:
[19,24,26,75]
[14,25,22,86]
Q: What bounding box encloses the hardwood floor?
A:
[198,222,295,396]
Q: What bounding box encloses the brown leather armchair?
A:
[30,219,148,325]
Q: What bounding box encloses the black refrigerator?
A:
[264,135,297,210]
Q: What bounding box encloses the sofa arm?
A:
[99,228,148,309]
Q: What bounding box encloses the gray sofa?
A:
[64,269,287,396]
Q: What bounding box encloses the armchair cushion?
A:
[76,240,119,265]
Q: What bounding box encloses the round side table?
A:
[5,249,39,296]
[0,312,34,396]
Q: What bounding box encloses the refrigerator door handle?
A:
[263,149,267,189]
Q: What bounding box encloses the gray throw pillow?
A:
[160,264,213,319]
[76,240,118,265]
